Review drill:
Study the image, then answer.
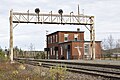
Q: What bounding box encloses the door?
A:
[67,49,71,60]
[68,50,70,59]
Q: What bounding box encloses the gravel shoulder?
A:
[26,64,112,80]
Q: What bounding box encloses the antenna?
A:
[82,9,84,15]
[78,4,80,16]
[78,4,80,22]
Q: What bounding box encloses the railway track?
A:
[15,58,120,80]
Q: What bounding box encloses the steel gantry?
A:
[9,8,95,62]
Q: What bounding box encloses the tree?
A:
[0,47,6,61]
[29,43,35,51]
[115,39,120,48]
[101,35,115,58]
[14,46,19,51]
[101,39,109,50]
[102,35,120,59]
[19,48,23,57]
[115,39,120,53]
[0,47,2,52]
[107,35,114,50]
[107,35,115,54]
[34,52,45,59]
[28,43,36,58]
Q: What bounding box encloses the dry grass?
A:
[0,61,44,80]
[0,60,68,80]
[0,60,107,80]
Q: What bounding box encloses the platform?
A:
[39,59,120,66]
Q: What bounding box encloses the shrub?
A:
[0,49,8,62]
[34,52,45,59]
[49,65,67,80]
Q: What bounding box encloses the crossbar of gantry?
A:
[9,10,95,63]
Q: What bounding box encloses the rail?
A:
[15,58,120,80]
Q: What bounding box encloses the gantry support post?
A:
[10,9,14,63]
[90,16,95,60]
[93,26,95,59]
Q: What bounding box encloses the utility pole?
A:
[10,9,14,63]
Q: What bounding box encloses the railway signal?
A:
[9,6,95,63]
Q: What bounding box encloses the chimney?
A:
[77,28,80,32]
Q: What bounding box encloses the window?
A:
[50,48,52,55]
[50,36,52,43]
[74,34,78,41]
[48,37,50,44]
[56,35,58,42]
[64,34,69,42]
[53,35,55,43]
[84,44,89,55]
[53,47,55,55]
[61,46,63,55]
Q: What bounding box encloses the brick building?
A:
[45,30,101,60]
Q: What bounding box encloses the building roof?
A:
[47,31,84,36]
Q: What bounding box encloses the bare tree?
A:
[107,35,114,50]
[102,35,115,50]
[101,35,120,59]
[29,43,35,57]
[115,39,120,53]
[102,35,115,52]
[115,39,120,48]
[29,43,35,51]
[101,39,109,50]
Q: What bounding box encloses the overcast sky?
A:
[0,0,120,50]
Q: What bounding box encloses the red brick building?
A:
[45,31,101,60]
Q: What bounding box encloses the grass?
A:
[0,61,67,80]
[0,60,109,80]
[0,61,44,80]
[101,57,120,60]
